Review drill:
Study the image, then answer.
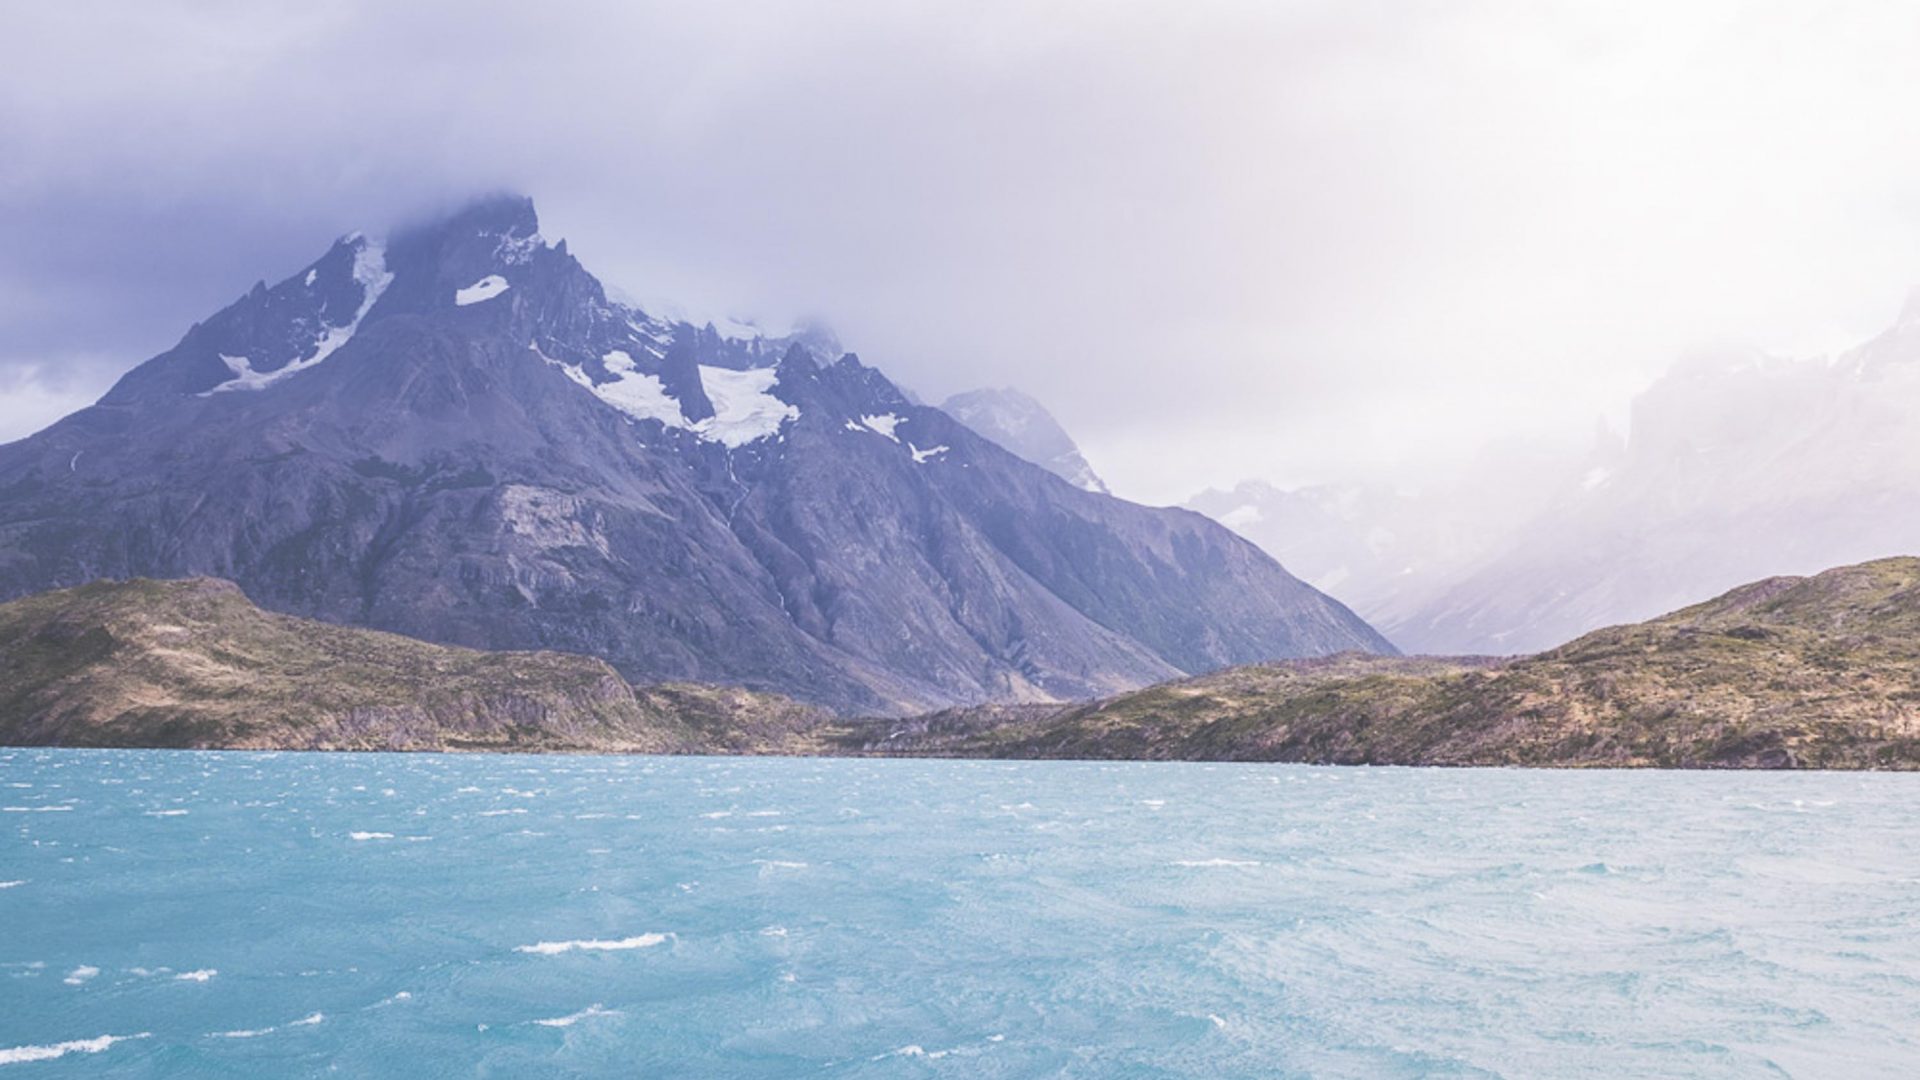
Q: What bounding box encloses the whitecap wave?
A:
[349,832,394,841]
[62,965,99,986]
[514,934,668,955]
[533,1004,620,1027]
[175,969,217,982]
[0,1032,149,1065]
[1171,858,1261,868]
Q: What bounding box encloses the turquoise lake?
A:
[2,749,1916,1077]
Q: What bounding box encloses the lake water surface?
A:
[2,749,1916,1077]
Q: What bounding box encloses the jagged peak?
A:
[392,192,540,244]
[1900,284,1920,328]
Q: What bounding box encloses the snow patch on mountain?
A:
[595,350,687,427]
[693,366,798,447]
[857,414,903,442]
[494,232,544,266]
[541,350,795,447]
[548,348,689,430]
[910,443,949,464]
[456,275,511,306]
[203,239,393,395]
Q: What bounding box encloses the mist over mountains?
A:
[0,196,1389,715]
[1187,293,1920,656]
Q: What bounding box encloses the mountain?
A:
[1184,440,1590,638]
[0,577,819,752]
[847,557,1920,769]
[939,387,1109,494]
[1390,299,1920,655]
[0,195,1390,714]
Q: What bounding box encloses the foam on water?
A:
[0,1033,149,1065]
[532,1004,620,1027]
[513,935,669,956]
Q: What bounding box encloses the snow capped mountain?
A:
[940,387,1109,494]
[0,195,1390,713]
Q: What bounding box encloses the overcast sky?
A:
[6,1,1920,503]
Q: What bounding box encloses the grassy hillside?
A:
[0,578,822,752]
[10,561,1920,768]
[859,559,1920,768]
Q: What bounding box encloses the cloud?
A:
[4,1,1920,498]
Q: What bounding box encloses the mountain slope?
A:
[855,558,1920,768]
[0,196,1390,713]
[940,387,1109,494]
[1389,301,1920,654]
[0,577,817,751]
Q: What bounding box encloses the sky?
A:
[5,1,1920,505]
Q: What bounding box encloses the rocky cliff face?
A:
[0,196,1391,714]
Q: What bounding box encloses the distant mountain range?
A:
[0,196,1389,714]
[1188,294,1920,656]
[1385,308,1920,654]
[940,387,1109,494]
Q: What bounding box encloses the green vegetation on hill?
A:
[852,558,1920,769]
[7,560,1920,768]
[0,578,822,752]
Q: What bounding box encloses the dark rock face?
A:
[0,196,1392,714]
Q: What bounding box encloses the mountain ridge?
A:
[848,557,1920,768]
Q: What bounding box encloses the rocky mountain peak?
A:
[1,194,1393,714]
[940,387,1109,495]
